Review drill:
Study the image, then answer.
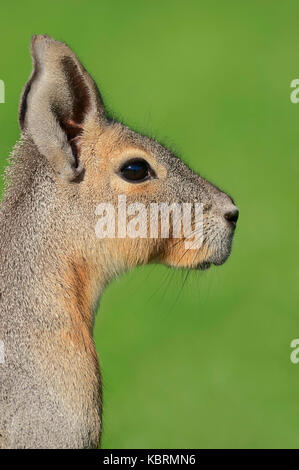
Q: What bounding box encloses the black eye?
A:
[119,158,152,183]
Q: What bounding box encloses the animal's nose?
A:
[224,208,239,227]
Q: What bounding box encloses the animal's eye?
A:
[119,158,152,183]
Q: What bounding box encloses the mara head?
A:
[13,35,238,280]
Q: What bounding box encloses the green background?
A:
[0,0,298,449]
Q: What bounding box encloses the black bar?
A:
[0,448,298,465]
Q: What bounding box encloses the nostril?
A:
[224,208,239,226]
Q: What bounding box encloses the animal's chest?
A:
[0,337,102,449]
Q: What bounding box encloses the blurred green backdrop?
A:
[0,0,298,449]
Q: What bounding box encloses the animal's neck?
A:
[1,165,103,335]
[0,140,104,448]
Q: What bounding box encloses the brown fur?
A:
[61,258,96,355]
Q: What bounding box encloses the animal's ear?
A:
[19,35,106,181]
